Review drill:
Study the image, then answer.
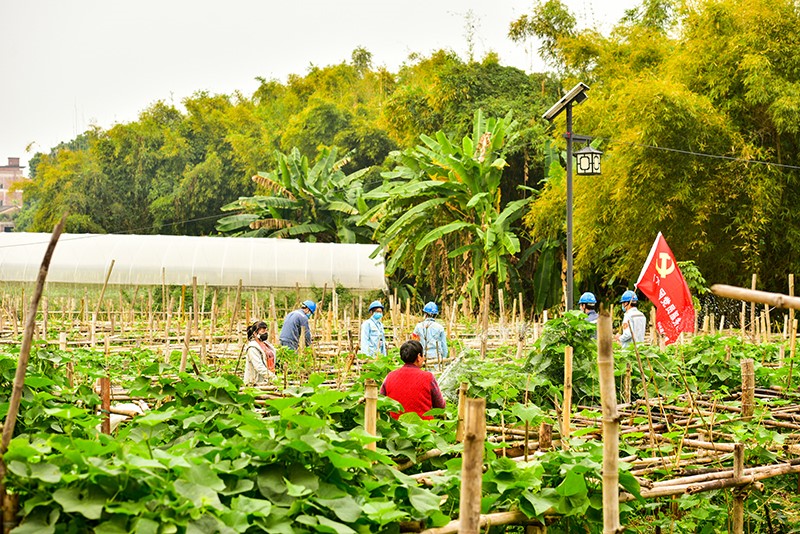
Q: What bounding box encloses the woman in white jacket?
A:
[244,321,277,385]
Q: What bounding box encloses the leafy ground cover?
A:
[2,323,800,533]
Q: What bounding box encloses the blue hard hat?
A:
[302,300,317,314]
[578,292,597,305]
[423,301,439,315]
[620,290,638,303]
[368,300,384,312]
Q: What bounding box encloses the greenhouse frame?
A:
[0,233,386,289]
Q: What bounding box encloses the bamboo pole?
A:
[147,289,154,344]
[732,443,745,534]
[0,215,65,531]
[741,359,755,421]
[516,322,527,360]
[59,332,73,388]
[180,318,191,373]
[94,260,116,318]
[459,397,486,534]
[498,288,505,342]
[417,511,545,534]
[192,276,198,334]
[765,304,771,340]
[41,296,48,339]
[597,311,620,534]
[456,382,468,442]
[210,289,218,354]
[90,312,97,348]
[790,274,795,356]
[223,280,243,359]
[538,422,552,451]
[364,379,378,452]
[790,318,798,391]
[740,302,746,342]
[620,462,800,501]
[711,284,800,311]
[480,284,490,359]
[624,363,632,404]
[100,374,111,435]
[562,345,573,448]
[750,274,757,342]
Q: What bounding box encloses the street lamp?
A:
[575,146,602,176]
[542,82,601,311]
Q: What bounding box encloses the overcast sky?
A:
[0,0,639,170]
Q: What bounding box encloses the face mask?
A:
[305,312,312,319]
[372,312,383,321]
[259,333,269,341]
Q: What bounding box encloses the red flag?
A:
[635,233,695,345]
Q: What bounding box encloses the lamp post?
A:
[543,82,601,311]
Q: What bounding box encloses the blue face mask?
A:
[372,312,383,321]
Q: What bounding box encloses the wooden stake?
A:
[498,288,505,342]
[732,443,745,534]
[269,292,277,343]
[741,359,755,421]
[740,302,746,342]
[41,296,48,339]
[562,345,573,448]
[180,285,186,322]
[90,312,97,348]
[192,276,198,334]
[456,382,468,443]
[597,311,620,534]
[765,304,771,340]
[100,374,111,435]
[538,422,552,451]
[94,259,116,318]
[459,397,486,534]
[750,274,757,343]
[790,318,798,390]
[164,297,173,364]
[480,284,490,359]
[59,332,73,388]
[180,319,191,373]
[624,363,632,404]
[223,280,243,359]
[364,379,378,452]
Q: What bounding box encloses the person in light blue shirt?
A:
[359,300,387,357]
[616,290,646,348]
[413,301,448,361]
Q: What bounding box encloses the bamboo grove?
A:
[16,0,800,306]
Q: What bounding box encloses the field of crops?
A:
[2,299,800,533]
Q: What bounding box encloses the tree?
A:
[363,110,530,302]
[217,147,373,243]
[521,0,800,293]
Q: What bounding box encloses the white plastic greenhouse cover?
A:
[0,233,386,289]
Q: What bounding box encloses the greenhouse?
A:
[0,232,385,289]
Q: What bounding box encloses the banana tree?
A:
[362,110,531,302]
[216,147,374,243]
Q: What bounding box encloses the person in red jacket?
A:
[379,340,446,420]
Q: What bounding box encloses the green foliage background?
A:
[19,0,800,305]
